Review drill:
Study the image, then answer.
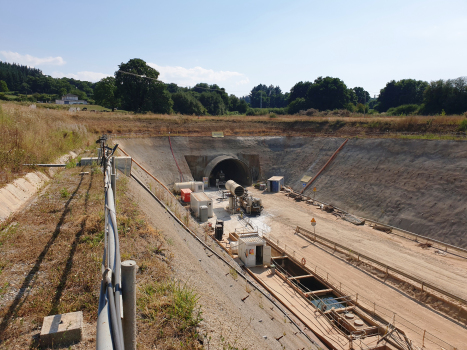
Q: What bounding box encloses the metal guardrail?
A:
[96,136,136,350]
[295,225,467,306]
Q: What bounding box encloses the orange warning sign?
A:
[311,218,316,226]
[313,187,317,192]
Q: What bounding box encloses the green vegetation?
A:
[0,61,94,102]
[376,79,428,112]
[2,57,467,116]
[116,58,173,114]
[138,280,202,333]
[93,76,120,111]
[386,104,420,116]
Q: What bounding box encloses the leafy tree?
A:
[353,87,370,104]
[197,92,226,115]
[355,103,369,113]
[306,77,351,111]
[172,91,207,115]
[228,94,248,113]
[21,82,30,94]
[115,58,173,114]
[288,97,307,114]
[94,77,120,111]
[377,79,428,112]
[248,84,286,108]
[422,77,467,115]
[166,83,179,93]
[0,80,9,92]
[289,81,312,104]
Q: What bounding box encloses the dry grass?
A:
[0,102,92,187]
[0,154,202,349]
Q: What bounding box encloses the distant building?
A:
[55,93,87,105]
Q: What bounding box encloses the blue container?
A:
[271,181,279,192]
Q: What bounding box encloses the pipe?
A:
[300,139,348,194]
[225,180,245,197]
[23,164,67,167]
[168,135,184,182]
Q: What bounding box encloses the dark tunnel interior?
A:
[209,159,250,187]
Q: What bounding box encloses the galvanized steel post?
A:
[122,260,137,350]
[111,157,116,207]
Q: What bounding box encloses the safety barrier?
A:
[96,136,136,350]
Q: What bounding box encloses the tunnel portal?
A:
[207,157,251,187]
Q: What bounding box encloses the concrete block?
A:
[40,311,83,347]
[115,156,132,177]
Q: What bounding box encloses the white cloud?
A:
[0,51,66,66]
[51,71,111,82]
[148,63,249,89]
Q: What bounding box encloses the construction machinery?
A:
[239,193,263,215]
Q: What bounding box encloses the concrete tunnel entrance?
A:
[205,156,251,187]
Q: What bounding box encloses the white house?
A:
[56,93,88,105]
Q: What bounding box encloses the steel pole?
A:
[122,260,137,350]
[111,157,116,207]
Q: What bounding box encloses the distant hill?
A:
[0,61,95,101]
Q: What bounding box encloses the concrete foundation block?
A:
[40,311,83,347]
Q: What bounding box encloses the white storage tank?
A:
[174,181,204,194]
[190,192,213,218]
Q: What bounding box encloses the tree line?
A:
[0,61,95,102]
[94,58,249,114]
[2,58,466,115]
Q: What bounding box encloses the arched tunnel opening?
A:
[209,159,251,187]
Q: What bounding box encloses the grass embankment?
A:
[2,100,467,185]
[0,103,91,187]
[0,159,203,349]
[68,104,467,139]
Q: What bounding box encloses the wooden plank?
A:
[288,274,314,280]
[305,288,333,296]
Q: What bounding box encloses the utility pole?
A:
[364,93,366,116]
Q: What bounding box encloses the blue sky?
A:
[1,0,466,97]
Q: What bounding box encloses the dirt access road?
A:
[249,188,467,349]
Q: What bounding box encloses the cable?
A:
[116,70,237,93]
[168,135,184,182]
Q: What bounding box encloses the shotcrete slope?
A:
[306,138,467,248]
[118,136,467,248]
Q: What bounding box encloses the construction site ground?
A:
[192,186,467,349]
[244,187,467,349]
